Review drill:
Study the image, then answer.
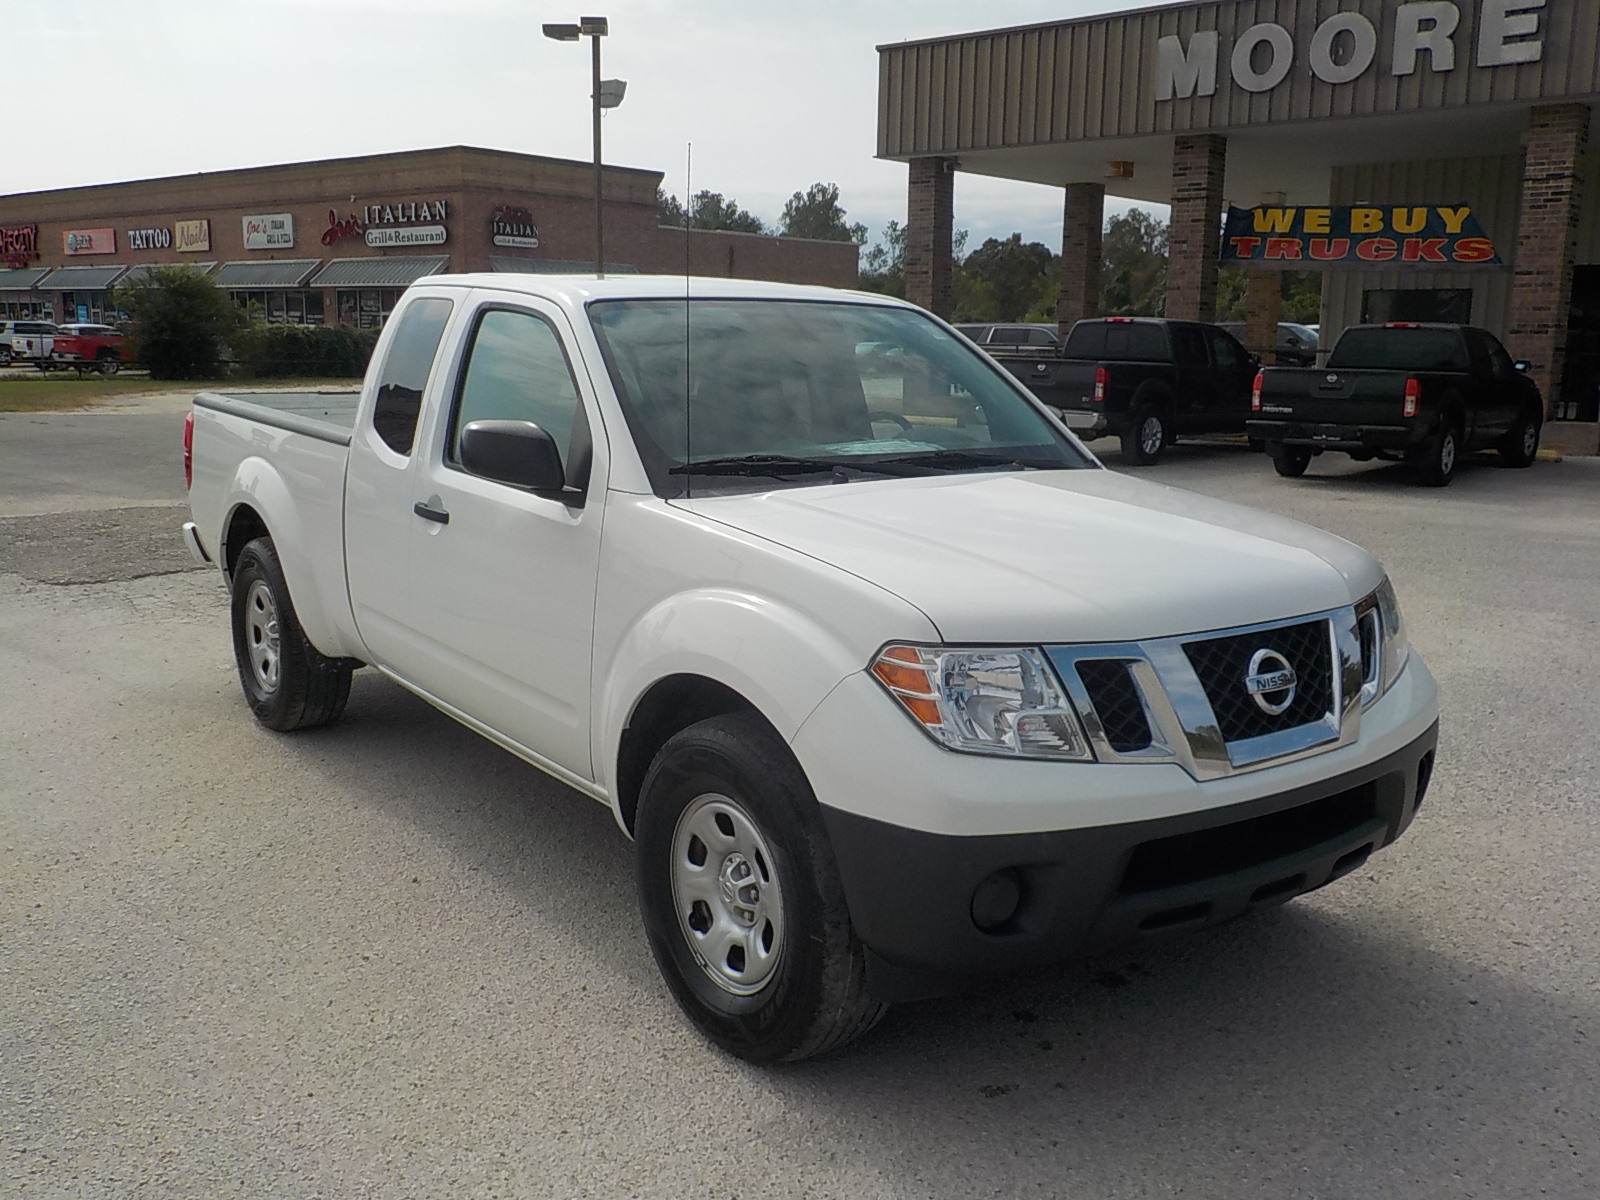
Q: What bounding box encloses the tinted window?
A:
[1026,327,1058,346]
[1329,328,1470,371]
[370,297,453,455]
[449,309,587,485]
[1106,323,1167,362]
[1063,322,1107,359]
[1208,328,1246,369]
[1171,326,1209,367]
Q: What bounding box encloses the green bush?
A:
[112,266,240,379]
[230,322,381,379]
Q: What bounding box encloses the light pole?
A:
[542,16,626,279]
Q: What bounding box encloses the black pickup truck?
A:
[1248,323,1544,486]
[984,317,1258,464]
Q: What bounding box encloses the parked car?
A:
[1219,321,1320,367]
[985,316,1258,464]
[955,322,1061,352]
[184,275,1438,1062]
[1247,322,1543,486]
[4,320,60,367]
[50,323,127,374]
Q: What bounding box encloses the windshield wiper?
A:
[862,449,1043,473]
[669,454,940,479]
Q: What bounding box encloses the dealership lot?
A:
[2,402,1597,1199]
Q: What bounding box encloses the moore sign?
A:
[1157,0,1547,99]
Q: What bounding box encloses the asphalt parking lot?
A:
[2,398,1597,1199]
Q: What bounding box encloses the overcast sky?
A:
[12,0,1152,254]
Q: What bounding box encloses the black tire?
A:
[230,536,353,731]
[1497,409,1541,468]
[1415,422,1460,487]
[1120,404,1169,466]
[96,355,120,376]
[1270,445,1312,477]
[0,347,11,367]
[635,713,887,1063]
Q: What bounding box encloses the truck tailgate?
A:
[1259,368,1410,427]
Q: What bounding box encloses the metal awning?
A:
[308,256,451,288]
[213,259,322,288]
[35,265,128,290]
[117,262,217,287]
[0,267,50,291]
[490,255,637,274]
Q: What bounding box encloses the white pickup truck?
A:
[184,275,1439,1062]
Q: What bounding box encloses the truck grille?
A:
[1182,619,1334,743]
[1074,659,1153,753]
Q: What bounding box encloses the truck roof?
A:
[417,273,911,308]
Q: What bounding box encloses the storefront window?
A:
[337,288,404,329]
[1362,289,1473,326]
[230,289,326,325]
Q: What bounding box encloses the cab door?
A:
[399,297,607,781]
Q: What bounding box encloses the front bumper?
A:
[819,720,1435,998]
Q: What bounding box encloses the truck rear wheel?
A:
[635,713,886,1063]
[230,536,353,731]
[1121,406,1169,466]
[96,355,120,376]
[1270,445,1312,477]
[1415,423,1459,487]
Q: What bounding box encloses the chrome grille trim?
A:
[1046,604,1366,782]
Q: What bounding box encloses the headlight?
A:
[1357,578,1411,703]
[870,645,1092,760]
[1375,577,1410,693]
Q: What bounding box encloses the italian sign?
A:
[63,228,117,256]
[174,219,211,253]
[1221,205,1503,268]
[492,205,540,249]
[365,225,447,248]
[1,223,39,268]
[243,213,295,250]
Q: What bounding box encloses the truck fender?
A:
[593,588,913,829]
[220,455,364,660]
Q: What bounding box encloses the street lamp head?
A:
[542,22,581,40]
[579,16,608,36]
[598,79,627,109]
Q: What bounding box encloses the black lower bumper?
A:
[819,723,1438,1001]
[1247,418,1429,456]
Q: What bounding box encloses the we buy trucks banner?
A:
[1221,205,1503,268]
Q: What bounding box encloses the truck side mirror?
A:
[460,419,569,495]
[1513,360,1531,373]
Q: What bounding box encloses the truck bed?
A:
[194,390,361,444]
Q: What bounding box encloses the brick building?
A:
[879,0,1600,450]
[0,145,856,330]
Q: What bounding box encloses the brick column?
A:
[1057,182,1105,335]
[906,156,956,318]
[1243,271,1282,362]
[1166,134,1227,322]
[1507,104,1591,417]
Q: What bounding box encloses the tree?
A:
[1100,209,1168,316]
[657,187,767,234]
[953,234,1057,322]
[858,220,906,297]
[112,266,239,380]
[779,182,867,244]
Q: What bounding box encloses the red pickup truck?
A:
[48,323,127,374]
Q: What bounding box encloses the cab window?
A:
[370,297,454,455]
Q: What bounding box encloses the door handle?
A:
[412,501,450,525]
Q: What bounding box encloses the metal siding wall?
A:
[1321,155,1523,347]
[1573,150,1600,266]
[878,0,1600,156]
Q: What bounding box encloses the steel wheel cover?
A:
[669,793,786,996]
[1523,423,1539,458]
[1439,432,1456,475]
[244,579,281,693]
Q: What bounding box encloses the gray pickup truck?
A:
[1247,323,1544,486]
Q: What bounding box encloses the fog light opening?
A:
[1414,751,1435,812]
[971,869,1024,933]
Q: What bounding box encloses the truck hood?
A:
[675,469,1383,644]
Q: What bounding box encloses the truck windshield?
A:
[1329,328,1469,371]
[587,299,1092,496]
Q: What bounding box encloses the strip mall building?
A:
[0,145,855,331]
[880,0,1600,447]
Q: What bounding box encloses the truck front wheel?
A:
[634,713,886,1063]
[230,536,353,731]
